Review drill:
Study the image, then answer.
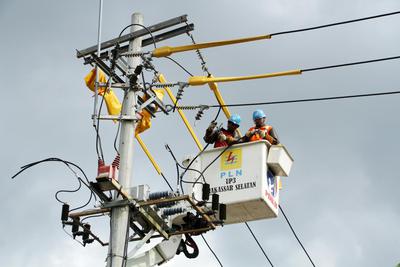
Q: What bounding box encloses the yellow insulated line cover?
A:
[189,70,302,86]
[152,34,271,58]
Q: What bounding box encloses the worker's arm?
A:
[269,127,280,145]
[203,122,218,144]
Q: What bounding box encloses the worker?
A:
[203,114,241,148]
[245,109,279,145]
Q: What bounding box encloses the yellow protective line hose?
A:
[152,34,271,58]
[189,70,302,86]
[208,79,242,136]
[158,74,203,150]
[135,134,162,175]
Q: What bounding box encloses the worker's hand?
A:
[226,136,236,145]
[218,133,227,141]
[245,130,255,138]
[207,121,218,131]
[271,137,278,145]
[254,129,265,138]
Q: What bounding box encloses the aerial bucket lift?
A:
[185,140,293,224]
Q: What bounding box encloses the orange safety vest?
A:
[248,125,274,143]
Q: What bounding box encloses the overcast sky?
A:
[1,0,400,266]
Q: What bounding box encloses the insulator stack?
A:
[195,106,209,121]
[175,86,185,101]
[151,83,178,88]
[122,51,146,57]
[112,154,120,169]
[156,201,177,209]
[163,207,185,217]
[149,191,171,200]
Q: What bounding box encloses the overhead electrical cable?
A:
[179,106,222,190]
[302,55,400,72]
[279,205,316,267]
[148,10,400,58]
[172,89,400,111]
[270,10,400,36]
[11,158,97,211]
[185,55,400,86]
[201,234,224,267]
[164,56,194,76]
[245,222,274,267]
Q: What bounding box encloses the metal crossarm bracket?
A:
[139,88,169,115]
[96,115,138,121]
[82,23,195,66]
[90,54,155,117]
[77,15,189,58]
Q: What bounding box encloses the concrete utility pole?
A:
[107,12,143,267]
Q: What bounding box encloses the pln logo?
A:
[221,148,242,171]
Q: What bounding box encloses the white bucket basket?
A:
[194,141,292,224]
[267,145,294,177]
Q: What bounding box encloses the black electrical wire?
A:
[279,205,316,267]
[192,145,231,187]
[164,144,207,193]
[179,143,210,193]
[302,55,400,72]
[94,74,114,162]
[160,172,174,191]
[245,222,274,267]
[201,234,223,267]
[270,10,400,37]
[179,106,222,192]
[118,23,157,49]
[165,144,182,191]
[113,88,127,155]
[164,56,194,76]
[95,92,106,161]
[11,158,97,211]
[176,90,400,110]
[62,226,85,247]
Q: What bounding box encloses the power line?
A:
[302,55,400,72]
[173,90,400,111]
[270,10,400,37]
[279,205,316,267]
[245,222,274,267]
[164,56,194,76]
[201,234,223,267]
[11,158,97,212]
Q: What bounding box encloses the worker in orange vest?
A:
[204,114,241,148]
[245,109,279,145]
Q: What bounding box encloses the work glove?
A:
[245,130,256,138]
[218,133,227,141]
[258,129,266,139]
[207,121,218,131]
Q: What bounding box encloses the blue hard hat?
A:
[228,114,241,126]
[253,109,266,120]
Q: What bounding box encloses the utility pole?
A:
[107,12,143,267]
